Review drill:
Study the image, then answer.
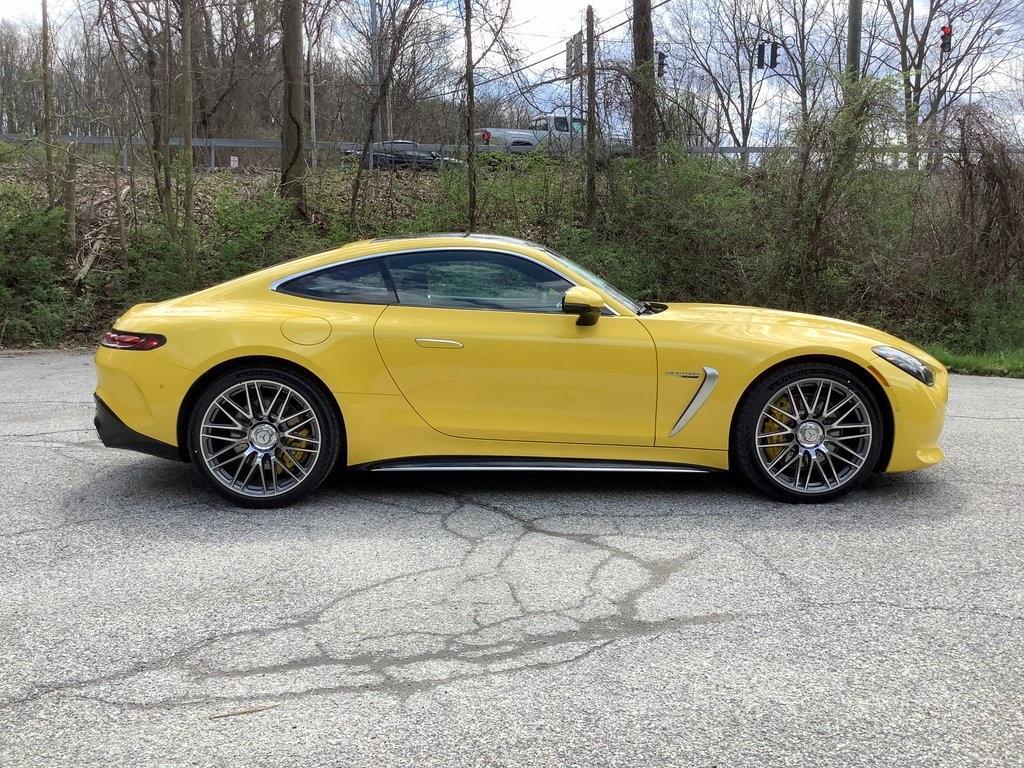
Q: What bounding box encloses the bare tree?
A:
[670,0,772,148]
[181,0,195,228]
[280,0,306,213]
[348,0,430,216]
[767,0,843,123]
[40,0,57,203]
[871,0,1024,168]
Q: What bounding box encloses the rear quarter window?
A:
[277,259,396,304]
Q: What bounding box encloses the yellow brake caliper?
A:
[762,395,793,460]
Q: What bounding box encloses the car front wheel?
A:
[188,367,341,507]
[733,364,883,502]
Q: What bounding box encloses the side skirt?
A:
[353,456,718,474]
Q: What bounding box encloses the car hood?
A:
[654,303,940,365]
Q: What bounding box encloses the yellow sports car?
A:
[94,234,947,507]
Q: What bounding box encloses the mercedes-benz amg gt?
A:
[94,234,947,507]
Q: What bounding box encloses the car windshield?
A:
[538,246,643,315]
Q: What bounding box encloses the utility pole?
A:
[846,0,863,79]
[463,0,477,231]
[585,5,597,225]
[631,0,656,156]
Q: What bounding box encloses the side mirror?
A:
[562,286,604,326]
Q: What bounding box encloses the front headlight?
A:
[873,345,935,386]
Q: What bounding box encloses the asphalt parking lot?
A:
[1,350,1022,767]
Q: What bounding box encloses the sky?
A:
[0,0,631,118]
[0,0,631,58]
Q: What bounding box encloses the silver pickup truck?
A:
[475,114,630,155]
[475,114,582,153]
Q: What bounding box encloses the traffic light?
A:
[756,41,781,70]
[657,50,668,78]
[940,24,952,52]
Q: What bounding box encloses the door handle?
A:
[415,337,464,349]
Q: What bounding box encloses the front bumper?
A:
[884,364,948,473]
[94,394,181,461]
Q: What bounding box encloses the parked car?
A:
[361,140,459,170]
[94,233,947,507]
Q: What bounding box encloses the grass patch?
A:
[926,345,1024,378]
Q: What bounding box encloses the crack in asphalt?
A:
[5,482,1021,718]
[3,361,1024,742]
[946,413,1024,421]
[0,486,733,713]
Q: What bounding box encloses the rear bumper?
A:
[94,394,181,461]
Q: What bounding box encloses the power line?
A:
[417,0,678,102]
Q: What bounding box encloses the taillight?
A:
[101,331,166,350]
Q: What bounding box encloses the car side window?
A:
[531,118,548,131]
[554,117,569,132]
[277,258,396,304]
[385,250,573,313]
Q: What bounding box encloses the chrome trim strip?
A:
[268,246,622,316]
[668,366,719,437]
[367,462,711,474]
[415,337,464,349]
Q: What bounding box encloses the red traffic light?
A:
[941,24,952,36]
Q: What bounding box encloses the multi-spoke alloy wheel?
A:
[733,364,883,502]
[188,369,340,507]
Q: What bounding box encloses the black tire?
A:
[732,363,883,503]
[187,367,342,508]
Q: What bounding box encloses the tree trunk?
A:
[162,0,176,231]
[146,44,171,224]
[113,138,126,250]
[181,0,195,229]
[463,0,477,231]
[62,148,76,247]
[585,5,598,226]
[904,81,920,171]
[41,0,55,203]
[279,0,306,214]
[630,0,657,157]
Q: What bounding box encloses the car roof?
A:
[179,233,635,316]
[369,232,546,249]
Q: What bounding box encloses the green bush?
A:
[2,118,1022,376]
[0,187,68,345]
[102,191,329,311]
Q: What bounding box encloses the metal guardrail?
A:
[4,133,1021,168]
[1,133,463,168]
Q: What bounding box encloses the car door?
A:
[372,249,658,446]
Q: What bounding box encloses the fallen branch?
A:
[73,234,106,285]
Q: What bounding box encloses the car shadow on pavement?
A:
[329,467,957,529]
[62,453,959,537]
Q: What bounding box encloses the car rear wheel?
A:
[188,368,341,507]
[733,364,883,502]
